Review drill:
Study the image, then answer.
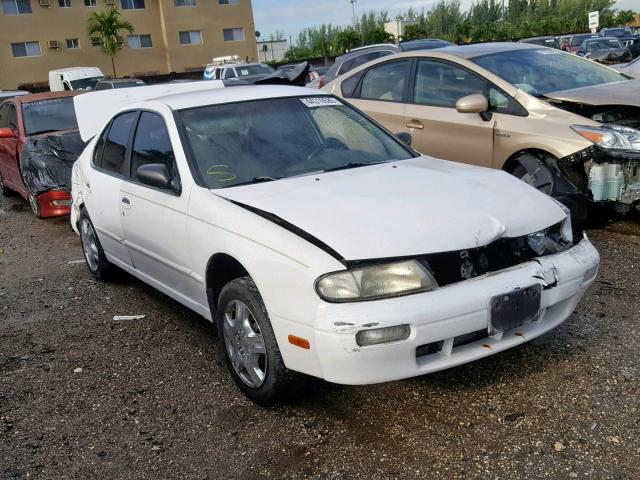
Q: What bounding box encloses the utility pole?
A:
[350,0,357,27]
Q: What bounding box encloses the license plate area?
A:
[489,284,541,335]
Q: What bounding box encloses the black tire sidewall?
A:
[79,209,112,281]
[216,277,291,406]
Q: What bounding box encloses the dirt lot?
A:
[1,193,639,480]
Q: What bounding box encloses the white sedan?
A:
[71,84,600,405]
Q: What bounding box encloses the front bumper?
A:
[310,237,599,385]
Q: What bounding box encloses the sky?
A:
[252,0,639,42]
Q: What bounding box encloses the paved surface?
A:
[1,193,639,480]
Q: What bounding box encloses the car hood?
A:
[214,156,566,261]
[544,79,640,107]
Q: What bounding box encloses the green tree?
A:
[334,28,363,54]
[87,6,134,78]
[616,9,635,26]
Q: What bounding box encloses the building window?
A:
[174,0,195,5]
[58,0,71,6]
[121,0,144,9]
[223,28,244,42]
[179,30,202,45]
[128,34,152,48]
[66,38,80,49]
[90,36,102,47]
[219,0,239,4]
[2,0,32,15]
[11,41,41,57]
[84,0,95,5]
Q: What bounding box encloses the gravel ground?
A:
[1,193,639,480]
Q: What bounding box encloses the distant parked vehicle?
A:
[599,27,636,47]
[577,37,632,64]
[519,36,561,49]
[95,78,146,90]
[0,90,30,101]
[204,60,274,81]
[0,92,82,217]
[565,33,600,53]
[49,67,106,92]
[309,40,452,89]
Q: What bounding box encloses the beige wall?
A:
[0,0,257,89]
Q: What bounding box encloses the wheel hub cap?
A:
[80,219,99,271]
[223,300,267,388]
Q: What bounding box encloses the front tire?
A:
[28,193,42,218]
[217,277,294,406]
[79,209,113,281]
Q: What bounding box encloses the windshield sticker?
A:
[300,97,342,108]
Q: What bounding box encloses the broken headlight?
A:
[527,215,573,256]
[315,259,437,302]
[571,124,640,151]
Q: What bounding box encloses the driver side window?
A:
[414,60,486,108]
[130,112,178,183]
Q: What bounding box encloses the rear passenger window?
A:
[99,112,137,175]
[360,60,411,102]
[340,70,363,98]
[131,112,176,181]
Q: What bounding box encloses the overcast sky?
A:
[253,0,638,41]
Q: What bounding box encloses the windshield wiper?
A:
[28,129,61,136]
[323,161,385,173]
[224,176,279,188]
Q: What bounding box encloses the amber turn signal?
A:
[288,335,310,349]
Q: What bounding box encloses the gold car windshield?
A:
[472,48,627,96]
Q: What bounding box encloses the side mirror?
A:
[137,163,177,191]
[0,128,17,139]
[395,132,412,146]
[456,94,489,114]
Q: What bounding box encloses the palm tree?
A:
[87,6,134,78]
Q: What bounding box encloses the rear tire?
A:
[217,276,295,406]
[0,172,12,197]
[79,209,113,281]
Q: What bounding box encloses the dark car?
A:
[310,40,452,88]
[0,91,83,218]
[95,78,146,90]
[519,36,561,49]
[578,37,633,64]
[565,33,600,53]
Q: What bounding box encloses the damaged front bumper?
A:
[307,236,599,385]
[560,146,640,211]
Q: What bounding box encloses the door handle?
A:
[121,196,131,206]
[405,120,424,130]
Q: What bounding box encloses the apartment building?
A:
[0,0,258,88]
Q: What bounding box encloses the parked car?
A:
[599,27,637,47]
[326,42,640,222]
[519,36,561,49]
[0,90,30,100]
[204,62,274,81]
[49,67,106,91]
[310,40,452,89]
[612,55,640,77]
[95,78,146,90]
[564,33,600,53]
[0,91,82,217]
[577,37,633,64]
[71,84,599,405]
[276,64,322,84]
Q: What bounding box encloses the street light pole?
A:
[350,0,357,27]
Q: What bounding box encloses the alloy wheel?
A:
[80,218,100,272]
[223,300,267,388]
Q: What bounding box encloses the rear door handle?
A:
[405,120,424,130]
[121,196,131,206]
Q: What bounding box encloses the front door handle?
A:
[405,120,424,130]
[121,196,131,207]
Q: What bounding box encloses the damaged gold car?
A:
[326,42,640,224]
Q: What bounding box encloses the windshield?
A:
[571,34,596,46]
[236,65,274,77]
[22,97,78,135]
[472,48,627,96]
[178,96,414,189]
[585,39,622,51]
[603,28,631,38]
[69,76,106,90]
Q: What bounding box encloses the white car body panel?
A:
[71,85,600,385]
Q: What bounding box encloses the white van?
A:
[49,67,106,92]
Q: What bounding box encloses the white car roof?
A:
[75,83,328,141]
[156,85,327,110]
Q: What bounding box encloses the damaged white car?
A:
[71,84,600,405]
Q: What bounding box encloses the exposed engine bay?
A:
[551,100,640,212]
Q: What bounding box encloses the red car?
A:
[0,91,81,218]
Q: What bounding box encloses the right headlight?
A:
[571,124,640,151]
[315,259,437,302]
